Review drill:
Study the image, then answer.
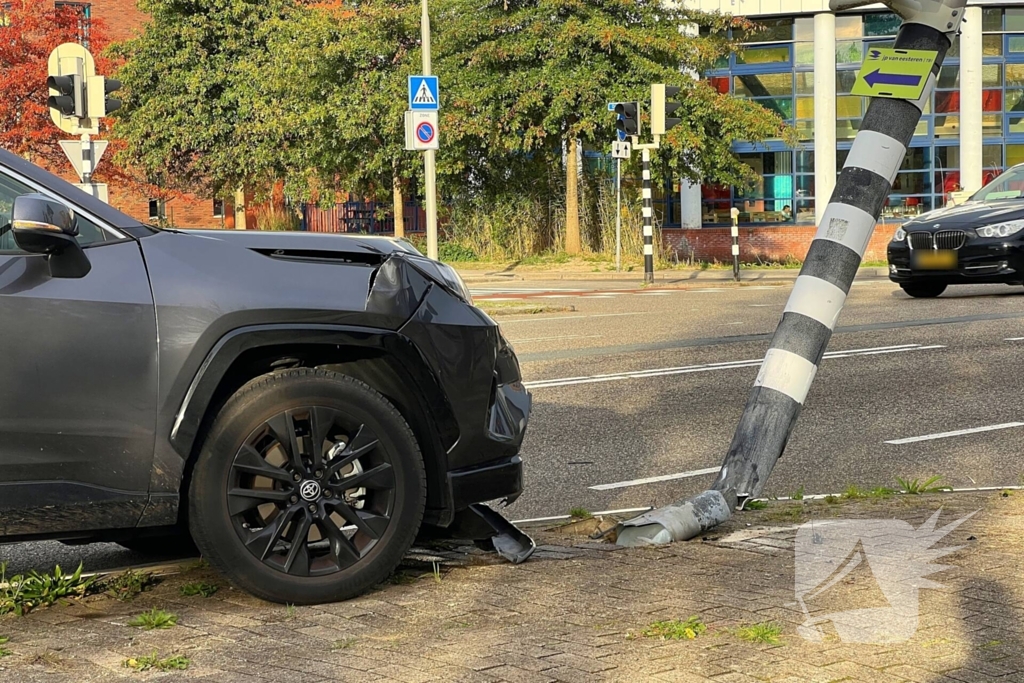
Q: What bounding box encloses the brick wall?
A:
[662,225,898,264]
[91,0,148,41]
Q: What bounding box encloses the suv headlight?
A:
[407,256,473,304]
[893,227,906,242]
[976,220,1024,238]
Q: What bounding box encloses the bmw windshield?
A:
[971,165,1024,202]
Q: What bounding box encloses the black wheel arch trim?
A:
[167,323,458,522]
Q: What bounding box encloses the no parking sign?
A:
[404,110,439,151]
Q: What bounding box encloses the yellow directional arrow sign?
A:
[851,48,937,100]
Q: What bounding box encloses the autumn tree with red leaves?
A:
[0,0,114,170]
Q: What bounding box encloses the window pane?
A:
[1009,115,1024,135]
[900,147,930,171]
[795,174,814,198]
[733,73,793,97]
[935,91,959,113]
[795,72,814,95]
[795,96,814,118]
[1007,64,1024,87]
[1006,89,1024,112]
[983,114,1001,135]
[986,35,1004,56]
[836,15,863,39]
[736,45,790,64]
[893,172,932,194]
[1008,145,1024,167]
[936,146,959,168]
[837,95,863,118]
[794,17,813,42]
[947,35,960,58]
[983,8,1002,31]
[837,120,860,139]
[836,41,863,64]
[983,64,1002,87]
[1007,9,1024,31]
[864,12,900,36]
[937,66,960,89]
[795,152,815,174]
[795,120,814,140]
[795,43,814,65]
[753,97,793,119]
[738,18,792,43]
[935,115,959,137]
[983,145,1002,168]
[983,91,1003,113]
[836,70,858,95]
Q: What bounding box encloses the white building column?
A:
[679,20,703,228]
[813,12,836,226]
[960,5,983,194]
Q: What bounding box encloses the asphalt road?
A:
[4,276,1023,573]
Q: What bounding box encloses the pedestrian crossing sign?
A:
[408,75,439,111]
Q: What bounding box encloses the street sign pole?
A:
[730,207,740,282]
[420,0,438,261]
[618,0,968,546]
[615,157,621,273]
[640,148,653,284]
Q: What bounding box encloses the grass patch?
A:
[765,505,805,522]
[744,499,768,510]
[824,494,840,505]
[99,569,157,601]
[180,581,218,598]
[331,638,357,650]
[0,636,10,658]
[640,616,707,640]
[0,562,95,616]
[897,475,951,495]
[128,608,178,630]
[123,652,190,672]
[569,507,592,519]
[789,485,805,501]
[476,302,574,316]
[735,622,784,645]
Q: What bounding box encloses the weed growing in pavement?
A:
[897,475,951,495]
[432,562,443,583]
[183,558,209,572]
[824,494,839,505]
[100,569,157,601]
[744,500,768,510]
[569,507,592,519]
[180,581,218,598]
[122,652,190,672]
[735,622,784,645]
[868,486,896,499]
[33,651,66,668]
[0,636,11,658]
[285,603,297,619]
[331,638,357,650]
[842,485,866,499]
[0,562,95,616]
[765,505,805,522]
[640,617,707,640]
[1002,489,1014,498]
[789,485,805,501]
[128,608,178,630]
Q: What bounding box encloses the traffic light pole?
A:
[615,157,622,272]
[618,0,967,546]
[641,149,654,283]
[420,0,439,261]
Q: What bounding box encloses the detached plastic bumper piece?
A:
[447,503,536,564]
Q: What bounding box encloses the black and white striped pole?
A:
[618,0,966,545]
[642,149,654,283]
[730,207,740,282]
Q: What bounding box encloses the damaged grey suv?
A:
[0,148,531,604]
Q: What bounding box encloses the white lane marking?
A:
[499,312,645,323]
[511,334,602,343]
[750,304,776,307]
[1006,337,1024,341]
[589,467,721,491]
[512,506,652,526]
[634,291,675,296]
[524,344,941,389]
[885,422,1024,445]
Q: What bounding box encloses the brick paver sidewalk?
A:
[1,491,1022,682]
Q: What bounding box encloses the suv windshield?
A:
[971,166,1024,202]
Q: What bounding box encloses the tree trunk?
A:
[392,162,405,239]
[565,135,581,254]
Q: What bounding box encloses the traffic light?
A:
[615,102,640,137]
[87,76,122,117]
[47,73,83,118]
[651,84,682,136]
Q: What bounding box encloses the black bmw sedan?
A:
[887,165,1024,297]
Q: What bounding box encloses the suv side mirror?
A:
[11,193,91,278]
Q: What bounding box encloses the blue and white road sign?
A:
[415,120,436,145]
[409,76,440,110]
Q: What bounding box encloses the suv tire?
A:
[900,283,947,298]
[189,368,426,604]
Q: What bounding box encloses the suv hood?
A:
[182,229,421,257]
[903,200,1024,230]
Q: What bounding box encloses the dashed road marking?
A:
[885,422,1024,445]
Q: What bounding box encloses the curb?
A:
[460,267,890,285]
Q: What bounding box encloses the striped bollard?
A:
[642,148,654,284]
[730,208,740,282]
[618,0,965,546]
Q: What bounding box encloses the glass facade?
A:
[693,8,1024,227]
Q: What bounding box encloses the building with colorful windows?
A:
[661,1,1024,260]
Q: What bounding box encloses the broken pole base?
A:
[616,489,736,546]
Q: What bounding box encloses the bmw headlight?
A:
[407,255,474,304]
[976,220,1024,238]
[893,227,906,242]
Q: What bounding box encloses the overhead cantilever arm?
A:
[617,0,966,546]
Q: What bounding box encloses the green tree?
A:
[434,0,787,252]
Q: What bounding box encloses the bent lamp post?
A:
[618,0,967,545]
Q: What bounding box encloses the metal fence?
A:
[301,201,425,234]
